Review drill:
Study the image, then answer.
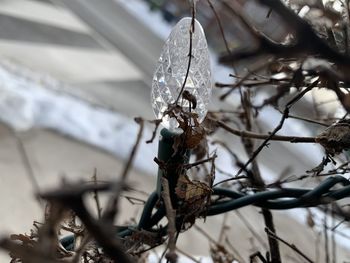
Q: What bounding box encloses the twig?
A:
[315,231,321,263]
[206,0,229,53]
[234,211,268,250]
[220,0,350,70]
[331,219,346,231]
[14,133,41,197]
[40,186,133,263]
[213,119,316,143]
[102,117,144,223]
[216,167,248,180]
[175,3,195,105]
[212,140,254,178]
[161,178,178,263]
[92,169,102,219]
[216,78,290,89]
[121,195,146,205]
[331,204,337,263]
[218,213,229,244]
[262,210,281,263]
[265,228,314,263]
[176,247,201,263]
[225,237,246,263]
[238,86,281,262]
[215,81,317,186]
[0,238,62,263]
[250,251,268,263]
[72,235,92,263]
[206,0,245,104]
[275,109,329,127]
[324,207,330,263]
[193,225,217,244]
[219,60,274,101]
[121,117,144,180]
[146,119,162,144]
[184,154,217,169]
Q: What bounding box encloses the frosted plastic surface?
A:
[151,17,212,131]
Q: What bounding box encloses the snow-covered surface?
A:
[0,60,157,175]
[0,58,296,187]
[0,58,242,184]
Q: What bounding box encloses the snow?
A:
[0,60,158,175]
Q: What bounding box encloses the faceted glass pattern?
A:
[151,17,212,131]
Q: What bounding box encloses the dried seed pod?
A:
[182,90,197,109]
[315,119,350,155]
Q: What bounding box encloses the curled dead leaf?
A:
[175,174,211,202]
[175,174,212,226]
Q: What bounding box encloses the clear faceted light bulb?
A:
[151,17,212,132]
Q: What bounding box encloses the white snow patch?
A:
[0,60,158,175]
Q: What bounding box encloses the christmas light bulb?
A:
[151,17,212,132]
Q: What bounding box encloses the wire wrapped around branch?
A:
[57,175,350,251]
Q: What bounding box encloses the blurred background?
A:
[0,0,348,261]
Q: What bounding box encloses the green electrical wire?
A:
[61,175,350,250]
